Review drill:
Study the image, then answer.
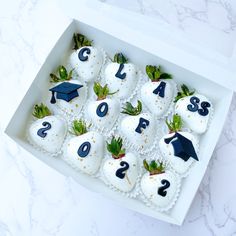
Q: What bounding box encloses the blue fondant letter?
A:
[78,47,91,61]
[96,102,108,117]
[153,81,166,98]
[198,101,211,116]
[187,96,200,112]
[135,117,150,134]
[77,141,91,157]
[115,64,126,80]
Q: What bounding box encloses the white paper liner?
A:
[99,56,111,82]
[138,79,178,120]
[99,151,143,198]
[61,134,103,178]
[26,115,68,157]
[95,47,109,82]
[138,157,182,212]
[122,69,143,103]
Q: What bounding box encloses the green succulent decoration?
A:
[143,159,165,175]
[121,100,142,116]
[174,84,195,102]
[50,65,73,83]
[73,33,92,50]
[165,114,182,133]
[107,137,126,159]
[32,103,51,119]
[146,65,172,82]
[71,119,88,136]
[113,53,128,64]
[93,82,117,100]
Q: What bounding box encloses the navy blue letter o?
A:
[77,141,91,158]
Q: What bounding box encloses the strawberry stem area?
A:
[73,33,92,50]
[93,82,117,100]
[50,65,73,83]
[174,84,195,102]
[143,159,165,175]
[165,114,182,133]
[121,100,142,116]
[32,103,52,119]
[71,119,88,136]
[146,65,172,82]
[107,137,126,158]
[113,53,128,64]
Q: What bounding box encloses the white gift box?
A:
[5,1,235,225]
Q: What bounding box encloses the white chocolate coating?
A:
[121,113,156,149]
[141,171,179,209]
[87,98,120,130]
[103,152,139,192]
[64,131,104,175]
[105,62,138,99]
[141,80,174,117]
[159,131,199,175]
[28,115,67,153]
[175,94,212,134]
[69,46,103,82]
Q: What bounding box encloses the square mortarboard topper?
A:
[164,132,199,162]
[49,82,83,104]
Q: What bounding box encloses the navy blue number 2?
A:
[37,122,51,138]
[115,161,129,179]
[157,179,170,197]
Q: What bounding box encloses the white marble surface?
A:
[1,0,236,235]
[99,0,236,57]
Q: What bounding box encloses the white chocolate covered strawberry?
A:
[49,65,87,116]
[105,53,138,99]
[141,159,180,211]
[120,100,156,151]
[103,137,139,192]
[28,104,67,154]
[86,82,120,132]
[175,84,212,134]
[159,114,199,176]
[69,33,104,82]
[64,120,104,175]
[141,65,175,117]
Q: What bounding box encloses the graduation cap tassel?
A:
[50,91,56,104]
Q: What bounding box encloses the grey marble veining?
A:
[1,0,236,235]
[99,0,236,57]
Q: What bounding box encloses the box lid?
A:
[59,0,236,92]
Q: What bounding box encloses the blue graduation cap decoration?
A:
[164,132,198,162]
[49,82,83,104]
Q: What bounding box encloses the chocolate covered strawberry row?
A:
[27,104,194,210]
[48,34,213,134]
